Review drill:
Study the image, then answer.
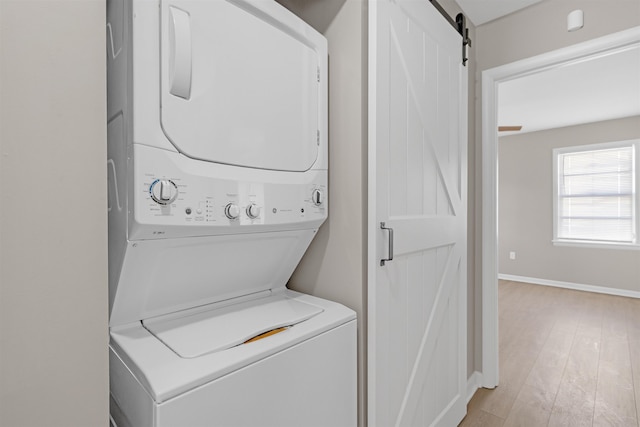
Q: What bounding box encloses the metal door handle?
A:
[380,222,394,266]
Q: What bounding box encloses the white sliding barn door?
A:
[368,1,468,426]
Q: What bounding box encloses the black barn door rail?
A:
[428,0,472,65]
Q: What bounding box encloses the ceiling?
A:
[498,44,640,135]
[455,0,544,26]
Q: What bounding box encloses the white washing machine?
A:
[106,1,356,426]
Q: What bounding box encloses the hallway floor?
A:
[460,280,640,426]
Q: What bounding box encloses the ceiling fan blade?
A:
[498,126,522,132]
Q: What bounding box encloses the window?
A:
[553,139,639,248]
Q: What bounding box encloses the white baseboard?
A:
[498,274,640,299]
[466,371,483,403]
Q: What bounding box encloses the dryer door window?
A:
[159,0,320,172]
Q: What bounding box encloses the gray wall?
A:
[124,1,635,417]
[476,0,640,71]
[275,1,369,424]
[0,1,109,426]
[474,0,640,375]
[1,0,635,424]
[499,117,640,292]
[278,3,480,420]
[277,0,479,422]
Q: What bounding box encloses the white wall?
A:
[0,1,109,426]
[499,117,640,292]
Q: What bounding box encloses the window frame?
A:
[552,139,640,250]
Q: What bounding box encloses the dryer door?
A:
[159,0,321,172]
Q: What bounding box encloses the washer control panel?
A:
[224,203,241,220]
[311,188,323,206]
[246,203,261,219]
[131,146,327,238]
[149,179,178,205]
[136,173,327,229]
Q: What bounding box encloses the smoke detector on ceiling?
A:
[568,10,584,32]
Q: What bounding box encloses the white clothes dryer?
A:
[106,1,356,426]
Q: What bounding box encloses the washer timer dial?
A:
[149,179,178,205]
[312,189,324,206]
[225,203,240,220]
[246,203,261,219]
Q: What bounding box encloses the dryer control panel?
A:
[130,144,327,239]
[140,175,326,226]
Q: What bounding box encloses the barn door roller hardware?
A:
[456,13,472,66]
[428,0,472,66]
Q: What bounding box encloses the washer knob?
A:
[312,189,324,206]
[150,179,178,204]
[225,203,240,220]
[246,203,261,219]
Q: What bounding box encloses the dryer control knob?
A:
[312,189,324,206]
[246,203,261,219]
[225,203,240,220]
[150,179,178,205]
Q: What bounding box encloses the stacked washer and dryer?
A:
[106,0,356,426]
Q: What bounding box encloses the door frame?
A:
[480,26,640,389]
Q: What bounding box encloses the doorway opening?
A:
[480,26,640,388]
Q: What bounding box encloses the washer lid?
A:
[142,295,323,358]
[159,0,321,172]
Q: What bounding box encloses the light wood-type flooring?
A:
[460,280,640,427]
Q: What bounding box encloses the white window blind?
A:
[555,142,637,245]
